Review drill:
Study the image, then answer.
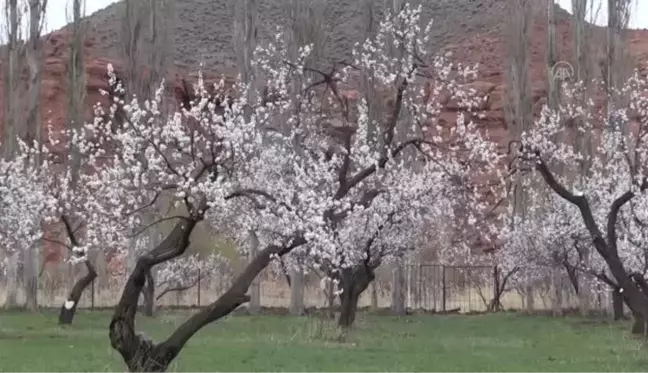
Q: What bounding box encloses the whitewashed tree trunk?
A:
[289,267,304,315]
[248,231,261,314]
[391,262,405,315]
[23,244,38,311]
[551,268,563,316]
[4,251,19,309]
[525,284,535,312]
[327,279,336,318]
[607,287,616,317]
[579,254,592,316]
[370,282,378,311]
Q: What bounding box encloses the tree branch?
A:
[158,235,306,357]
[607,178,648,257]
[339,138,431,198]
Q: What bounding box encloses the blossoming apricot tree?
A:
[515,69,648,332]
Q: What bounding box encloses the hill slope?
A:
[81,0,565,69]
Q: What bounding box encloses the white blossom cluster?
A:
[0,142,55,263]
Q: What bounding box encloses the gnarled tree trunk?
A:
[59,261,97,324]
[337,263,376,328]
[109,212,306,371]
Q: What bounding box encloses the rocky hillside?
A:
[83,0,564,70]
[69,0,645,146]
[0,0,581,147]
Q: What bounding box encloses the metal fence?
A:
[405,264,495,312]
[403,263,617,314]
[0,261,620,315]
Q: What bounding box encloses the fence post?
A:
[197,269,201,307]
[391,261,405,315]
[442,265,447,312]
[492,265,499,311]
[406,263,412,309]
[416,263,426,309]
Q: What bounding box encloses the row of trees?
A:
[1,3,500,371]
[1,0,648,371]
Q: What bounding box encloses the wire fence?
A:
[0,261,621,316]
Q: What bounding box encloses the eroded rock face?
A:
[1,5,647,266]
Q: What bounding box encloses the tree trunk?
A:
[247,231,261,314]
[577,263,591,317]
[109,215,306,371]
[612,288,624,320]
[605,264,648,335]
[551,268,563,317]
[391,262,405,315]
[59,261,97,324]
[67,0,87,190]
[524,284,535,313]
[23,0,46,313]
[142,269,155,317]
[2,0,21,162]
[327,280,336,319]
[339,286,361,328]
[289,267,304,316]
[23,244,38,312]
[488,266,514,312]
[337,264,375,328]
[4,251,20,309]
[370,282,378,311]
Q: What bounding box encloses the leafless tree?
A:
[286,0,327,316]
[546,0,568,317]
[67,0,86,187]
[1,0,23,309]
[571,0,595,316]
[58,0,93,325]
[605,0,633,135]
[605,0,637,322]
[120,0,173,316]
[232,0,262,315]
[505,0,534,312]
[22,0,48,312]
[121,0,144,100]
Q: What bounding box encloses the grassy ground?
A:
[0,310,645,371]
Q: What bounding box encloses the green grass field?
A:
[0,310,645,371]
